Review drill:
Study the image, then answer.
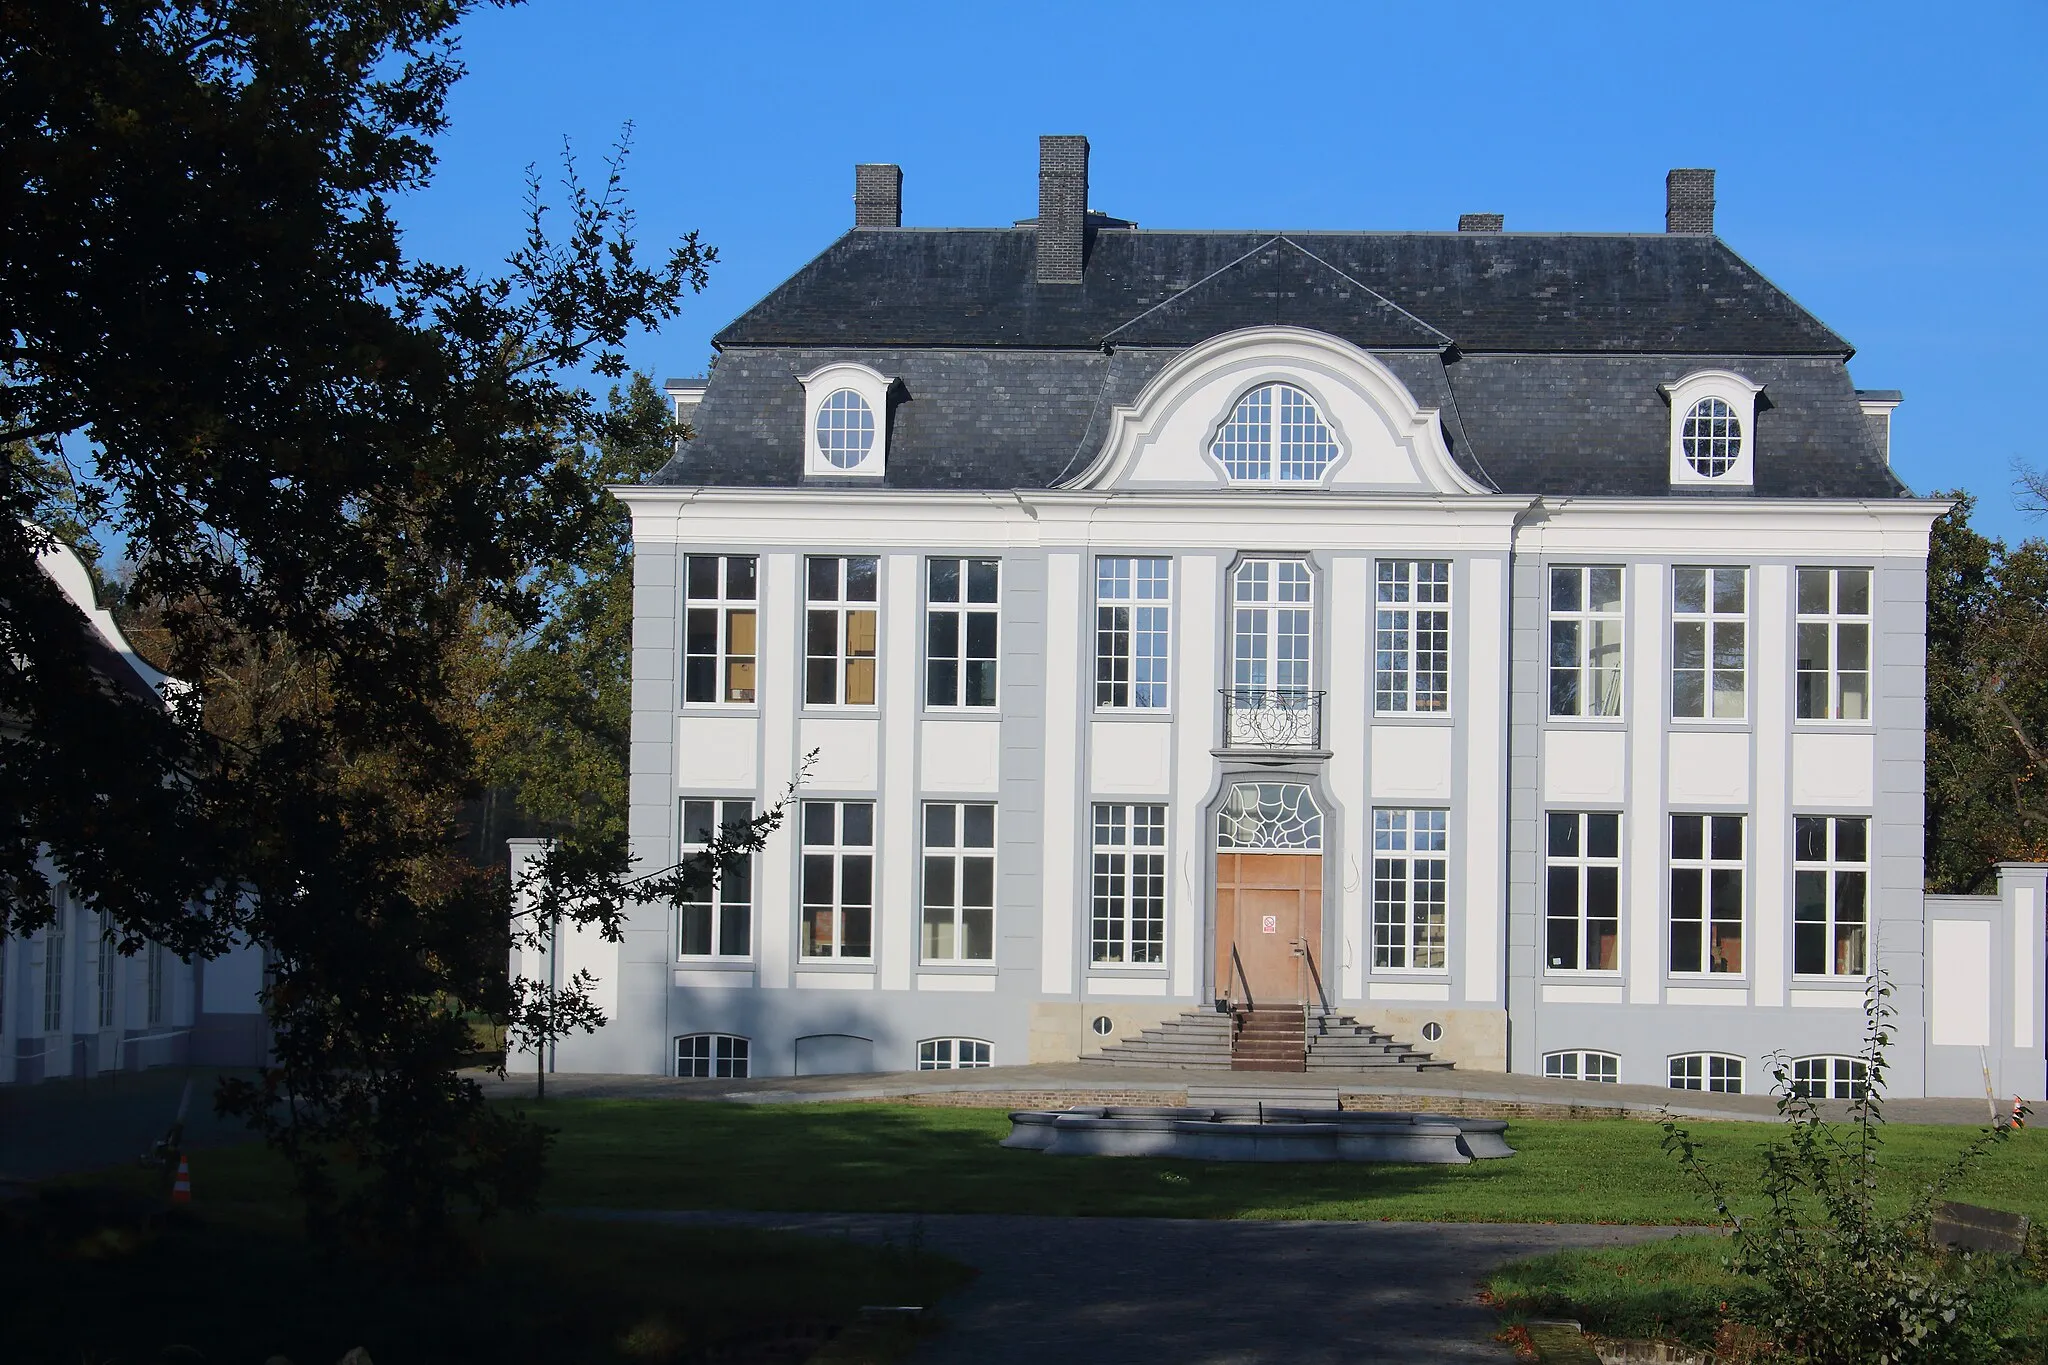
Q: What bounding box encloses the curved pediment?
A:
[1067,327,1486,496]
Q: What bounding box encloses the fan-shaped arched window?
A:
[1216,782,1323,851]
[1212,384,1340,482]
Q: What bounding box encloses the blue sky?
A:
[402,0,2046,541]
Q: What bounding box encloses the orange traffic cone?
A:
[2014,1096,2027,1130]
[170,1154,191,1203]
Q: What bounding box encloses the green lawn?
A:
[520,1100,2048,1226]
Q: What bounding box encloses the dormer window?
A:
[1211,383,1342,483]
[799,363,893,479]
[1663,371,1762,488]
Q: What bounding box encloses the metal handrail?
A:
[1300,939,1332,1017]
[1225,943,1256,1015]
[1218,687,1324,750]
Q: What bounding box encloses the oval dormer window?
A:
[1681,397,1742,478]
[813,388,877,470]
[1212,383,1340,483]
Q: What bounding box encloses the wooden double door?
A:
[1214,852,1324,1007]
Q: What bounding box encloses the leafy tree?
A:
[2,1,714,1253]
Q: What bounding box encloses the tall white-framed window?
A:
[684,554,758,705]
[1545,812,1620,972]
[1095,557,1172,710]
[926,558,999,709]
[1790,1055,1868,1100]
[1091,803,1166,966]
[1796,568,1872,721]
[95,910,115,1028]
[1794,815,1868,977]
[806,556,879,707]
[1669,1053,1744,1093]
[801,800,874,960]
[679,799,754,959]
[918,1038,992,1070]
[146,941,166,1027]
[1232,558,1315,694]
[922,802,995,962]
[1211,383,1341,483]
[1672,566,1746,720]
[1548,566,1624,718]
[1375,560,1451,714]
[1372,808,1447,970]
[676,1033,749,1078]
[41,915,65,1035]
[1543,1050,1620,1083]
[1670,814,1744,975]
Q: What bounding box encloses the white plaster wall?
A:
[1665,732,1750,804]
[678,716,758,790]
[1370,725,1452,801]
[1088,721,1173,797]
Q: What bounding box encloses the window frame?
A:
[676,1033,750,1079]
[1371,807,1449,972]
[1796,567,1874,724]
[1374,560,1452,715]
[921,801,996,964]
[1543,1050,1620,1083]
[1794,814,1869,979]
[683,554,759,708]
[1544,811,1622,974]
[925,557,1001,711]
[1669,1052,1745,1094]
[1671,565,1748,722]
[677,798,756,961]
[1669,813,1746,977]
[1231,557,1316,697]
[95,909,114,1029]
[804,555,881,709]
[1091,803,1167,968]
[1209,382,1343,484]
[1790,1055,1868,1100]
[1094,556,1173,711]
[917,1037,993,1070]
[41,894,66,1035]
[1547,565,1626,720]
[800,800,876,962]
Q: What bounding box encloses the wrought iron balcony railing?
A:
[1219,687,1324,751]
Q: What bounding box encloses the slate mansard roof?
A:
[654,226,1905,499]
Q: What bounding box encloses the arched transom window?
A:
[1211,384,1341,483]
[1217,782,1323,851]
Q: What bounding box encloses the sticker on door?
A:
[1261,915,1278,934]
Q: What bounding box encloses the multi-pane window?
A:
[1797,568,1872,721]
[1545,812,1620,972]
[1672,567,1746,720]
[1211,383,1340,482]
[146,941,165,1027]
[1544,1051,1620,1083]
[918,1038,992,1070]
[922,803,995,962]
[1095,557,1172,709]
[1669,1053,1744,1093]
[926,558,999,708]
[1681,397,1743,477]
[676,1033,749,1079]
[1372,809,1448,970]
[95,910,115,1028]
[1375,561,1451,713]
[1232,559,1314,694]
[1794,815,1869,977]
[684,555,758,705]
[679,799,754,959]
[41,918,65,1034]
[1549,566,1624,717]
[1791,1055,1868,1100]
[1670,815,1744,975]
[813,389,876,470]
[801,801,874,960]
[805,556,879,706]
[1091,803,1166,966]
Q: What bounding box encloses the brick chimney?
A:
[854,163,902,228]
[1036,135,1088,285]
[1665,169,1715,234]
[1458,213,1504,232]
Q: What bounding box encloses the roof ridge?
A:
[1096,236,1287,344]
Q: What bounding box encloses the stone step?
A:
[1230,1058,1307,1073]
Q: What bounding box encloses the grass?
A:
[1485,1235,2048,1361]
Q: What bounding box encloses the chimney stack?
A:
[1665,169,1715,235]
[854,163,902,228]
[1458,213,1504,232]
[1036,135,1089,285]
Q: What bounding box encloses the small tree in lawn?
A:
[504,787,799,1098]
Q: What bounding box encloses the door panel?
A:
[1215,853,1323,1006]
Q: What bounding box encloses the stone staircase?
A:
[1083,1006,1453,1073]
[1231,1007,1307,1072]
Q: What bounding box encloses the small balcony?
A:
[1219,688,1324,752]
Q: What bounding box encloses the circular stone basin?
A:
[1000,1105,1515,1164]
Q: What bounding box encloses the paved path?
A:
[595,1209,1689,1364]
